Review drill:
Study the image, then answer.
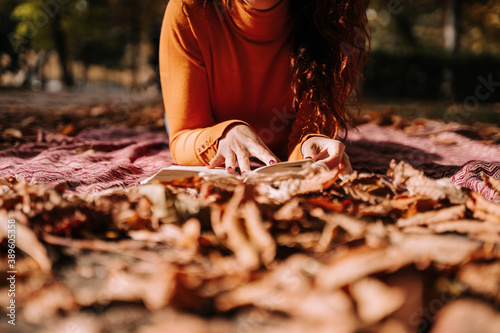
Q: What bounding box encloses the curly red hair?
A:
[289,0,370,140]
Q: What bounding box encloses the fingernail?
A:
[305,156,313,160]
[269,160,276,165]
[226,166,233,170]
[339,162,344,168]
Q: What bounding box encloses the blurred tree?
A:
[65,0,128,85]
[0,0,21,75]
[442,0,462,100]
[10,0,77,86]
[106,0,166,86]
[8,0,166,88]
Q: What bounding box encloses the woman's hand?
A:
[301,136,352,173]
[207,124,279,174]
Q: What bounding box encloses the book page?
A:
[141,160,314,184]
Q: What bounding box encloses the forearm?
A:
[169,120,250,165]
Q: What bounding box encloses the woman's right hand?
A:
[206,124,279,174]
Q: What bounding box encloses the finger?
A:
[249,144,279,166]
[301,141,320,161]
[207,153,225,169]
[236,152,251,175]
[224,153,237,174]
[322,144,345,169]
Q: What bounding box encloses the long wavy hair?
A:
[202,0,370,140]
[289,0,370,140]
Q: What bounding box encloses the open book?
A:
[141,160,314,184]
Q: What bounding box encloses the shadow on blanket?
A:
[0,125,499,201]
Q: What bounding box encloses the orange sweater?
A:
[159,0,327,165]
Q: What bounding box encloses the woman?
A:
[159,0,369,174]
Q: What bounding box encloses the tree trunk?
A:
[52,11,74,87]
[393,6,418,48]
[444,0,460,55]
[441,0,461,101]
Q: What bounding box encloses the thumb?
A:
[301,139,320,161]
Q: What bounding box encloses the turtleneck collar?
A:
[224,0,291,42]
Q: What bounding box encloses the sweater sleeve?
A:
[159,0,246,165]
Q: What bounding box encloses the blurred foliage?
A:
[1,0,167,86]
[363,51,500,102]
[368,0,500,55]
[1,0,499,98]
[0,0,20,73]
[365,0,500,101]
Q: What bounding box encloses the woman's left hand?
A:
[301,136,352,173]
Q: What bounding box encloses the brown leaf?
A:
[21,283,76,324]
[339,172,397,204]
[310,207,367,240]
[428,220,500,236]
[388,231,482,267]
[349,277,406,324]
[483,173,500,193]
[101,262,177,310]
[137,309,225,333]
[317,246,414,290]
[276,231,322,251]
[129,218,201,249]
[216,254,356,331]
[4,128,23,138]
[467,191,500,224]
[389,160,468,204]
[0,211,52,272]
[273,199,305,221]
[217,185,260,270]
[397,205,466,227]
[458,262,500,302]
[430,299,500,333]
[241,199,276,266]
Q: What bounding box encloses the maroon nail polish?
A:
[269,160,276,165]
[305,156,313,160]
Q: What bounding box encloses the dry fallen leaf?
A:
[396,205,466,227]
[389,160,468,204]
[0,210,52,272]
[430,299,500,333]
[349,277,405,324]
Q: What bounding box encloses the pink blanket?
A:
[0,127,173,195]
[0,124,499,200]
[346,124,500,201]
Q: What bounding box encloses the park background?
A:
[1,2,500,332]
[1,0,499,114]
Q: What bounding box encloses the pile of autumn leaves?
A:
[1,160,500,332]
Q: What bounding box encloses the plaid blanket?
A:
[451,162,500,201]
[346,124,500,201]
[0,127,173,195]
[0,124,499,200]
